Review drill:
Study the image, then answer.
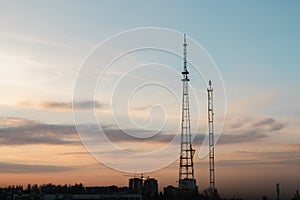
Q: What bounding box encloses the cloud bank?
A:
[0,116,287,147]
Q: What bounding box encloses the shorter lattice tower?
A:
[208,80,216,194]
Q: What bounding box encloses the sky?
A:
[0,1,300,200]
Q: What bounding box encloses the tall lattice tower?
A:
[208,80,216,194]
[178,34,197,192]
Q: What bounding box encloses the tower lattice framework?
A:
[208,80,216,194]
[178,34,197,192]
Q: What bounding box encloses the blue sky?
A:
[0,1,299,199]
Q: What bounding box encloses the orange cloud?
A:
[18,100,108,111]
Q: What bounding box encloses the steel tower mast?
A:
[208,80,215,193]
[178,34,197,192]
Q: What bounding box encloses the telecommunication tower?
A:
[178,34,197,192]
[208,80,216,194]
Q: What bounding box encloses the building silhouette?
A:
[129,177,143,194]
[143,177,158,200]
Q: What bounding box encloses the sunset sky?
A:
[0,1,300,200]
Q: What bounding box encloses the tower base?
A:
[178,178,198,195]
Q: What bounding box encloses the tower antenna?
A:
[208,80,216,194]
[178,34,197,193]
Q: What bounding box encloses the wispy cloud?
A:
[73,100,107,110]
[101,126,176,144]
[218,131,267,145]
[19,100,107,111]
[216,117,287,146]
[216,159,298,167]
[0,117,79,145]
[0,161,74,173]
[0,117,37,128]
[0,30,73,50]
[130,104,153,111]
[39,101,72,110]
[229,117,252,129]
[226,117,286,132]
[252,117,286,131]
[217,150,300,167]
